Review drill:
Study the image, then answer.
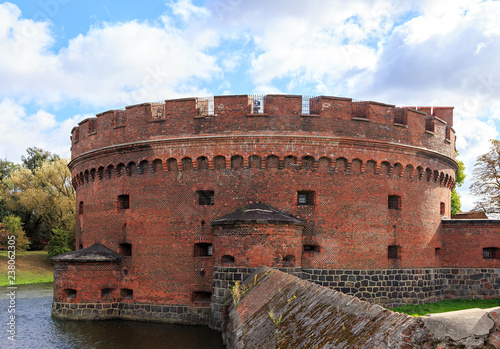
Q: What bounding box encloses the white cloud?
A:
[168,0,209,22]
[0,98,79,161]
[228,0,405,93]
[0,2,221,108]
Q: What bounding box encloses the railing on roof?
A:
[249,95,265,114]
[302,95,320,114]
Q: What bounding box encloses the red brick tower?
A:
[52,95,477,329]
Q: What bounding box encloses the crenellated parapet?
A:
[70,95,456,161]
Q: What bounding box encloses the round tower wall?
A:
[66,95,459,314]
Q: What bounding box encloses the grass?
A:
[392,298,499,316]
[0,250,53,286]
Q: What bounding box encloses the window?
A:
[194,243,213,257]
[101,288,114,299]
[435,247,441,257]
[283,255,295,267]
[192,291,212,303]
[120,289,133,299]
[483,247,499,259]
[118,195,130,209]
[440,202,445,215]
[197,190,214,205]
[79,201,83,215]
[388,245,401,260]
[298,191,315,206]
[388,195,401,210]
[64,288,77,299]
[303,245,320,253]
[221,255,235,264]
[119,243,132,257]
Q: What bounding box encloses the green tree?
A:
[46,229,72,257]
[0,159,20,221]
[4,157,75,249]
[451,152,465,216]
[470,139,500,216]
[0,215,30,251]
[21,147,59,172]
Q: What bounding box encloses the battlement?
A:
[70,95,455,160]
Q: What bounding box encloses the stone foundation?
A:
[300,268,445,308]
[52,301,211,325]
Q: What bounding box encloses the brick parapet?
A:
[70,95,456,161]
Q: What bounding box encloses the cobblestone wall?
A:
[52,302,210,325]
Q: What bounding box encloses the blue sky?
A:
[1,0,500,212]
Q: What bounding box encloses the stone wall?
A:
[52,301,210,325]
[441,267,500,299]
[300,268,445,308]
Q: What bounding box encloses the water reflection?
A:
[0,284,224,349]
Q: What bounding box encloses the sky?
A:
[1,0,500,212]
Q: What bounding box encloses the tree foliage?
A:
[0,159,20,221]
[21,147,60,172]
[0,215,30,251]
[46,229,72,258]
[470,139,500,217]
[2,150,75,249]
[451,152,465,216]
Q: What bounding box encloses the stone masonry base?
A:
[51,301,211,325]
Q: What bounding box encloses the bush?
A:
[0,215,30,251]
[46,229,72,258]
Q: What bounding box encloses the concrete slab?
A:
[421,307,499,341]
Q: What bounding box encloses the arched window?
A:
[167,158,178,171]
[231,155,244,170]
[249,155,261,169]
[221,255,235,264]
[182,157,193,171]
[266,155,279,169]
[214,156,226,170]
[197,156,209,170]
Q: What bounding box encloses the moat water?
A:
[0,283,224,348]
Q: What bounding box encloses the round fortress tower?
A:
[53,94,458,327]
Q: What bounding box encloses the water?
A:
[0,283,224,349]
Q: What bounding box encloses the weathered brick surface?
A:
[54,95,499,328]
